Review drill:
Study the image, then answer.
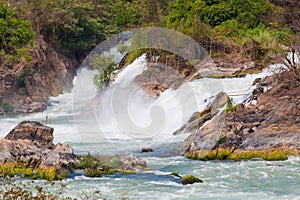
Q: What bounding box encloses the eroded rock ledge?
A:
[180,71,300,160]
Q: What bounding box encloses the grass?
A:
[187,149,291,161]
[0,163,67,181]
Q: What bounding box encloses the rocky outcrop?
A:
[174,92,229,135]
[119,50,264,98]
[0,36,79,114]
[181,174,203,185]
[5,121,54,147]
[119,153,147,170]
[0,121,76,170]
[134,63,187,98]
[181,71,300,160]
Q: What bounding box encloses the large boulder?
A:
[0,121,76,170]
[174,92,229,135]
[5,121,54,147]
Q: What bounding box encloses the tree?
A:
[0,2,34,58]
[283,46,300,82]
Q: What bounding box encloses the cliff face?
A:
[0,36,79,114]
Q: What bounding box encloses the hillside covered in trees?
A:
[0,0,300,114]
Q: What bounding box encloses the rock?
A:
[5,121,54,147]
[181,175,203,185]
[142,148,153,152]
[181,71,300,160]
[119,153,147,170]
[211,92,230,113]
[171,171,182,178]
[174,92,229,135]
[0,121,77,171]
[134,63,186,98]
[0,36,79,115]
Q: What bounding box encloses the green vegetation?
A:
[74,153,139,177]
[10,0,167,54]
[90,55,118,88]
[166,0,293,62]
[0,163,67,181]
[187,149,290,161]
[181,174,203,185]
[218,136,227,145]
[122,49,145,67]
[90,0,297,86]
[1,0,298,88]
[1,102,14,114]
[227,150,290,161]
[0,2,34,60]
[0,178,114,199]
[16,67,30,89]
[226,98,237,113]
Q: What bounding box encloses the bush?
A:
[16,67,30,89]
[226,98,237,113]
[1,103,14,114]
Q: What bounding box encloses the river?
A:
[0,56,299,199]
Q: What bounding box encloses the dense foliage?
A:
[1,0,300,83]
[166,0,293,57]
[0,2,34,60]
[9,0,169,54]
[4,0,298,56]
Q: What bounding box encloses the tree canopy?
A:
[0,2,34,60]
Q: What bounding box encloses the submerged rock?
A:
[0,121,77,171]
[181,174,203,185]
[142,147,153,152]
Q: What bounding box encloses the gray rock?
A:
[180,71,300,157]
[5,121,54,147]
[174,92,229,135]
[0,121,77,170]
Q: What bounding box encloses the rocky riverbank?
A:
[0,121,77,180]
[0,121,147,180]
[180,70,300,160]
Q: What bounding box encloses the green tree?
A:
[0,2,34,58]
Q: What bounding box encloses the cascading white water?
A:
[71,54,281,154]
[0,53,280,155]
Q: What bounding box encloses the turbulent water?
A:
[1,56,300,199]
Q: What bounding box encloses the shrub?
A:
[16,68,30,89]
[1,103,14,114]
[225,98,237,113]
